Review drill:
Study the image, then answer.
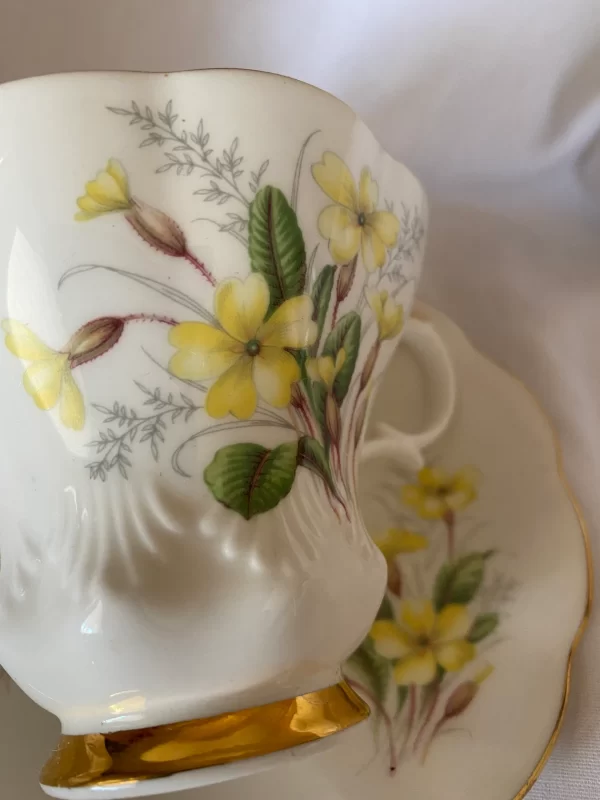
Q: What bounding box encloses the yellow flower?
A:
[374,528,428,561]
[75,159,133,220]
[306,349,346,390]
[401,466,479,520]
[169,274,317,419]
[370,601,476,685]
[312,152,399,271]
[366,290,404,341]
[2,320,85,430]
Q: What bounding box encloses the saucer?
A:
[0,305,590,800]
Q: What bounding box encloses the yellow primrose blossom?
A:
[169,274,317,419]
[75,159,133,220]
[366,289,404,341]
[370,600,476,685]
[312,152,399,271]
[306,349,346,390]
[2,320,85,430]
[374,528,428,561]
[401,466,479,520]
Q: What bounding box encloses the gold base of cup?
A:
[40,680,369,793]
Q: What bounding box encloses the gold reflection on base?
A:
[40,681,369,790]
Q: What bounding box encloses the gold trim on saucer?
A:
[415,302,593,800]
[40,680,369,790]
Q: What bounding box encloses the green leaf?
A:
[344,638,391,706]
[433,552,492,611]
[204,441,298,520]
[310,265,335,354]
[297,436,336,493]
[248,185,307,314]
[375,593,395,621]
[396,685,409,718]
[322,311,361,404]
[468,612,499,643]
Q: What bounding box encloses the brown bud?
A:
[67,317,125,368]
[127,199,187,257]
[443,681,478,719]
[337,259,357,303]
[360,340,381,390]
[325,392,341,446]
[386,558,402,596]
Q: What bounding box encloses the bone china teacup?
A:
[0,69,454,797]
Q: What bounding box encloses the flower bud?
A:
[337,259,357,303]
[360,340,380,390]
[127,199,187,257]
[325,392,341,446]
[443,681,478,719]
[67,317,125,368]
[387,558,402,596]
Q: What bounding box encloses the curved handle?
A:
[361,316,456,470]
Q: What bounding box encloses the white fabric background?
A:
[1,1,599,796]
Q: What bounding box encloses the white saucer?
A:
[0,305,590,800]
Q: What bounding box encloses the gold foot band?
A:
[41,680,369,790]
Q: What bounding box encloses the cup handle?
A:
[361,315,456,471]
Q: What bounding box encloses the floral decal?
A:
[2,100,424,519]
[344,464,514,770]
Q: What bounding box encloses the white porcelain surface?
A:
[0,305,589,799]
[0,68,444,747]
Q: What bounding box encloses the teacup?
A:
[0,69,454,797]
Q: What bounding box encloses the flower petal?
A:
[169,323,242,380]
[393,650,437,686]
[366,289,386,323]
[253,347,300,408]
[446,467,479,510]
[205,356,257,420]
[361,226,387,272]
[106,159,130,200]
[418,466,449,489]
[214,274,270,343]
[258,295,317,349]
[400,600,436,638]
[60,369,85,430]
[306,358,320,382]
[434,640,476,672]
[366,210,400,248]
[370,620,412,659]
[22,355,67,410]
[375,529,428,559]
[380,296,404,340]
[434,605,471,642]
[311,152,357,210]
[318,206,361,264]
[317,355,336,388]
[358,168,378,215]
[78,160,131,219]
[2,320,57,360]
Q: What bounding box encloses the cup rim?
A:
[0,66,354,111]
[0,66,426,194]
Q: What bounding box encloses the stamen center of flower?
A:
[357,212,367,226]
[246,339,261,357]
[416,635,431,648]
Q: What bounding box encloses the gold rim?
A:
[40,680,369,790]
[416,302,592,800]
